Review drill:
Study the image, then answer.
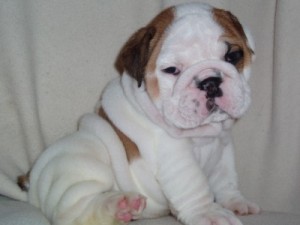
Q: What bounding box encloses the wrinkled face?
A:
[116,3,254,130]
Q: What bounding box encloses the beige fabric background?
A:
[0,0,299,215]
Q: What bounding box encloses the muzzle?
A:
[162,60,249,129]
[173,60,239,94]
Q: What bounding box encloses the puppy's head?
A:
[116,3,254,130]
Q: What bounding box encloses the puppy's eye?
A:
[225,44,244,65]
[162,67,180,75]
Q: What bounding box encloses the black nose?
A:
[197,77,223,98]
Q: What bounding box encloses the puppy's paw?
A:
[105,192,146,223]
[222,197,260,215]
[189,204,242,225]
[201,205,242,225]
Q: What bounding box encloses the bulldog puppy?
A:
[27,3,260,225]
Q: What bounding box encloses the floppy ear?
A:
[115,26,156,87]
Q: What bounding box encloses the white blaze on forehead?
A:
[175,2,213,17]
[157,4,226,69]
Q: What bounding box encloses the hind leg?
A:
[71,191,146,225]
[105,192,146,223]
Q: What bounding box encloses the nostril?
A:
[197,77,223,98]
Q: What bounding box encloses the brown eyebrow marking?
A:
[212,8,254,72]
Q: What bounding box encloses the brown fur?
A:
[145,75,160,99]
[115,7,174,92]
[98,108,140,162]
[100,8,175,160]
[212,8,254,72]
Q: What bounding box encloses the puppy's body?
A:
[28,3,259,225]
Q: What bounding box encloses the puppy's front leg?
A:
[209,136,260,216]
[156,140,242,225]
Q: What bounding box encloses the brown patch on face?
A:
[212,8,254,72]
[115,7,174,98]
[145,75,160,99]
[115,26,156,87]
[98,107,140,162]
[145,7,175,72]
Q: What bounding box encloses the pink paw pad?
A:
[115,194,146,223]
[130,198,144,211]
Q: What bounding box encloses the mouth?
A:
[206,98,218,112]
[204,90,232,124]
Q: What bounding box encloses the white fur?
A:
[150,4,252,130]
[28,3,259,225]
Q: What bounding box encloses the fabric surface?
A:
[1,194,300,225]
[0,195,300,225]
[0,0,299,216]
[0,196,50,225]
[132,213,300,225]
